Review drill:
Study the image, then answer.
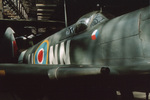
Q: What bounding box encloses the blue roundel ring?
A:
[34,40,49,64]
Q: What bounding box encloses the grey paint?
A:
[21,6,150,67]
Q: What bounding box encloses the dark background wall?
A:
[52,0,149,25]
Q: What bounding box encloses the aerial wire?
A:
[64,0,68,27]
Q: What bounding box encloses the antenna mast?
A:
[64,0,68,27]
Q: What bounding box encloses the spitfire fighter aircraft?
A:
[0,5,150,100]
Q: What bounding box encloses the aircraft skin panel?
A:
[140,6,150,21]
[70,31,143,66]
[70,34,92,64]
[101,35,143,59]
[101,8,141,43]
[140,20,150,57]
[70,6,149,66]
[95,36,144,66]
[23,42,39,64]
[139,7,150,57]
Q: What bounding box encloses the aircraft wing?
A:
[1,64,150,91]
[1,64,150,78]
[0,64,105,81]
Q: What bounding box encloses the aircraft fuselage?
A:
[20,6,150,68]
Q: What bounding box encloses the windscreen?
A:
[75,11,108,33]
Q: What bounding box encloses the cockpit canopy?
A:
[75,11,108,33]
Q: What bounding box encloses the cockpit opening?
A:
[75,11,109,34]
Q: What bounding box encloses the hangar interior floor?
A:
[0,91,149,100]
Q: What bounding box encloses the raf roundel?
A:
[37,48,44,64]
[34,40,49,64]
[91,30,99,40]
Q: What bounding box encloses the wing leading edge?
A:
[1,64,150,80]
[1,64,150,92]
[0,64,107,80]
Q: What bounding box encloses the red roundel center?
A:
[38,49,44,63]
